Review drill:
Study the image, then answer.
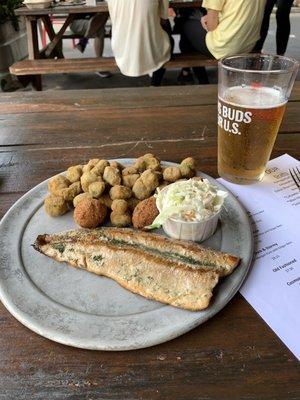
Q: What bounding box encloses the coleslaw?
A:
[149,178,227,229]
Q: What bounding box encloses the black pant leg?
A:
[180,19,212,57]
[276,0,294,55]
[179,19,214,84]
[254,0,276,52]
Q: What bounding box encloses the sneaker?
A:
[96,71,112,78]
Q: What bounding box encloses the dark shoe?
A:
[75,43,86,53]
[193,67,209,85]
[96,71,112,78]
[177,68,194,85]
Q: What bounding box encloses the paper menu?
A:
[218,154,300,360]
[253,154,300,211]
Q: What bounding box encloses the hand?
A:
[201,15,208,32]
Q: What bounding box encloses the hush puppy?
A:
[109,185,132,200]
[48,175,70,195]
[132,197,159,229]
[74,198,107,228]
[103,166,121,186]
[44,195,69,217]
[88,181,106,198]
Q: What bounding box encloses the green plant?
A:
[0,0,24,30]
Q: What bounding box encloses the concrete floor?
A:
[6,13,300,91]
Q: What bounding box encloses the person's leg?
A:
[151,20,174,86]
[254,0,276,52]
[180,18,212,56]
[179,19,213,84]
[276,0,294,55]
[151,67,166,86]
[87,13,111,77]
[91,14,108,57]
[76,37,89,53]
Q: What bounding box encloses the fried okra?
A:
[109,185,132,200]
[98,193,113,209]
[44,195,69,217]
[127,197,141,212]
[91,159,109,175]
[82,159,100,173]
[163,166,182,182]
[133,158,147,172]
[110,211,131,227]
[122,173,140,188]
[110,160,124,171]
[132,179,152,200]
[103,166,121,186]
[59,181,82,202]
[122,166,138,176]
[48,175,70,195]
[180,157,196,178]
[111,199,128,214]
[132,169,160,200]
[88,181,106,198]
[66,165,83,183]
[80,171,100,192]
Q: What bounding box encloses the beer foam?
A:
[221,86,286,109]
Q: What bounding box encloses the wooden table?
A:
[0,84,299,400]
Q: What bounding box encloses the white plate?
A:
[0,159,253,350]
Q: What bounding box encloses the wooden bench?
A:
[10,54,218,90]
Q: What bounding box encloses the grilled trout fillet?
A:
[33,228,240,311]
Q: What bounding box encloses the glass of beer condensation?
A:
[218,54,299,184]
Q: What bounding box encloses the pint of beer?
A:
[218,55,299,184]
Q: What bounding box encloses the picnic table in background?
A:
[0,83,300,399]
[11,0,208,90]
[15,0,203,60]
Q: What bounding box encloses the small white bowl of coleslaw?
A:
[150,178,227,242]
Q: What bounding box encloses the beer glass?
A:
[218,54,299,184]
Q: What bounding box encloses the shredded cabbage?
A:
[148,179,227,229]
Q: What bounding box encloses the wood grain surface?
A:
[0,84,299,400]
[15,0,203,16]
[10,55,218,76]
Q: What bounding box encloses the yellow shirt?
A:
[202,0,266,59]
[107,0,171,76]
